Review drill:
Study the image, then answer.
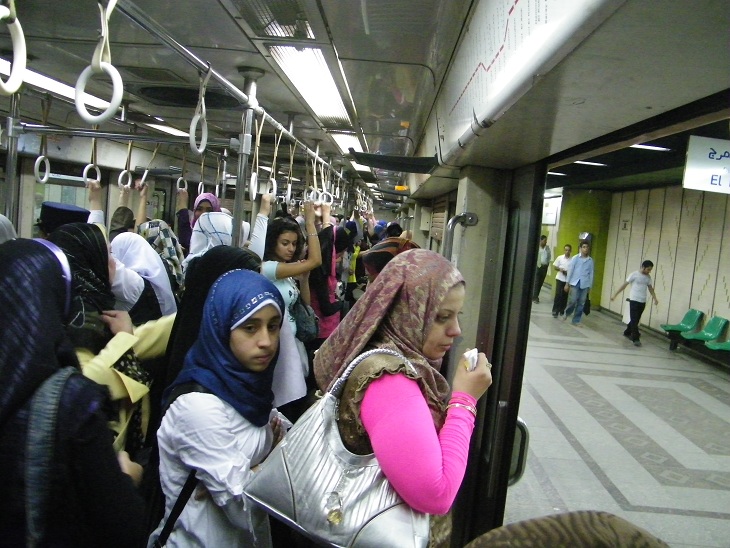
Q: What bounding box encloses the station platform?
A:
[504,287,730,547]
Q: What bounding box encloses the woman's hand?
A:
[270,415,285,449]
[451,349,492,400]
[302,201,315,224]
[176,188,189,211]
[101,310,134,335]
[117,450,143,487]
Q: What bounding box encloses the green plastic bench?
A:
[705,339,730,351]
[681,316,729,341]
[661,309,704,350]
[661,309,704,333]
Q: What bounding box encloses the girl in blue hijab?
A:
[150,269,286,547]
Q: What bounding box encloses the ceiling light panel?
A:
[330,132,363,155]
[268,45,351,128]
[630,144,671,152]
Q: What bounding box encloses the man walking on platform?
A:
[610,260,659,347]
[563,240,594,326]
[552,244,572,318]
[532,235,551,303]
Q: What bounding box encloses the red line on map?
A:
[449,0,521,116]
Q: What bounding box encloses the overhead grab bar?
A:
[0,0,26,96]
[189,64,212,154]
[75,0,123,124]
[15,122,232,146]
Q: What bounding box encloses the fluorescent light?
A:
[143,123,189,137]
[351,162,372,173]
[0,58,110,110]
[574,160,607,166]
[330,132,363,154]
[366,182,378,188]
[547,171,567,176]
[630,144,671,152]
[268,46,351,127]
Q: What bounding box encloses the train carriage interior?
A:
[0,0,728,546]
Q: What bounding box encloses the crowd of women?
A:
[0,183,669,547]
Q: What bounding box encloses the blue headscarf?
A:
[165,269,285,427]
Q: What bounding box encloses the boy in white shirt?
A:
[611,260,659,347]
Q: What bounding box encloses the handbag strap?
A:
[153,469,198,548]
[329,348,417,399]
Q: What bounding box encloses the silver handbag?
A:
[244,348,430,548]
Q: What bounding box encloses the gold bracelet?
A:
[446,403,477,416]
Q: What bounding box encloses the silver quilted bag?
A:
[244,348,430,547]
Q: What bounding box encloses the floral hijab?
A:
[314,249,464,413]
[48,223,115,353]
[165,269,284,427]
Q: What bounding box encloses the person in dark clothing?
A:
[0,239,145,548]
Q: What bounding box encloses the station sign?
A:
[682,135,730,195]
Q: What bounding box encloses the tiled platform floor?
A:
[504,288,730,547]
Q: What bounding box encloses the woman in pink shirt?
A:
[313,249,492,545]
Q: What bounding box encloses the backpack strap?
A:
[152,469,198,548]
[152,382,212,547]
[25,367,76,548]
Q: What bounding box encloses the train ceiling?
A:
[0,0,728,200]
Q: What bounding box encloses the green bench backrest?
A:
[700,316,729,339]
[680,309,704,330]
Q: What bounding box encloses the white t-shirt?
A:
[627,271,653,303]
[150,393,273,548]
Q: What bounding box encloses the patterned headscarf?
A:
[48,223,115,353]
[181,212,233,272]
[314,249,464,414]
[361,237,420,280]
[165,269,284,427]
[0,239,78,428]
[137,219,185,290]
[191,192,221,228]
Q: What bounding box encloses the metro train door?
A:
[440,164,546,546]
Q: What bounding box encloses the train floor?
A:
[504,285,730,547]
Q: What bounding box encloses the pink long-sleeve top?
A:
[360,373,477,515]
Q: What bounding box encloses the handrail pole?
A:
[16,122,232,146]
[3,93,21,223]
